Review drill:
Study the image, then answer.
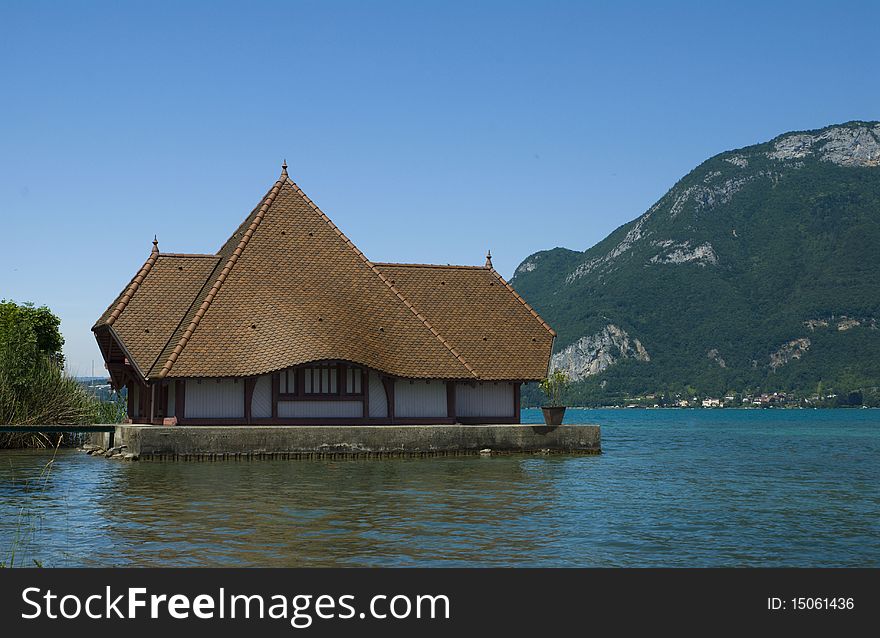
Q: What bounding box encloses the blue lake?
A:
[1,408,878,567]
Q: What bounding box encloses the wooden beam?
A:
[446,381,457,423]
[513,382,521,423]
[175,380,185,422]
[361,369,369,418]
[156,383,166,419]
[244,377,256,424]
[178,416,459,426]
[381,376,395,423]
[144,382,154,424]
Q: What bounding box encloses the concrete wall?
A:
[395,379,446,418]
[185,378,244,419]
[368,371,388,418]
[101,423,601,458]
[455,382,514,418]
[252,375,272,419]
[277,400,363,418]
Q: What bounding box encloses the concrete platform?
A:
[88,423,601,460]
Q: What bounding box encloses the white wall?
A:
[251,375,272,418]
[277,401,363,418]
[455,382,515,417]
[185,379,244,419]
[395,379,447,418]
[176,375,515,421]
[368,371,388,418]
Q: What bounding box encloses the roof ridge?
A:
[158,253,219,258]
[104,241,161,326]
[286,178,479,378]
[154,174,286,379]
[373,262,487,270]
[142,255,223,378]
[487,267,557,337]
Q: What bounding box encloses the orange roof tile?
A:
[374,263,555,380]
[94,253,220,378]
[94,167,554,381]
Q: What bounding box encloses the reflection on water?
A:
[2,409,879,567]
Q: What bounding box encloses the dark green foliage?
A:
[0,300,124,446]
[0,300,64,366]
[512,122,880,404]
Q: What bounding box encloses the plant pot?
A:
[541,406,566,426]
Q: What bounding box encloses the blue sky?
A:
[1,0,877,374]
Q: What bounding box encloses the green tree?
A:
[0,300,118,444]
[0,300,64,364]
[510,122,880,402]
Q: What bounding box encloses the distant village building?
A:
[93,164,555,425]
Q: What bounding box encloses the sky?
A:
[1,0,878,375]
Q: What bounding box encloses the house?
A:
[92,163,556,425]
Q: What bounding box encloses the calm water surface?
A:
[1,409,878,567]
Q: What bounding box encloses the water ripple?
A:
[1,409,878,567]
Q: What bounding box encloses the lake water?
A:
[1,409,878,567]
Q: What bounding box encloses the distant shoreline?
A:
[522,405,876,410]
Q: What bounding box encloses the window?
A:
[280,369,298,395]
[304,364,338,395]
[277,363,364,398]
[346,367,362,394]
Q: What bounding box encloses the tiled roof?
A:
[94,253,220,376]
[94,168,555,381]
[374,263,555,380]
[95,237,161,328]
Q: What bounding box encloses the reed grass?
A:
[0,346,126,448]
[0,438,62,567]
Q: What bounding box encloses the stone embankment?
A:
[80,442,138,461]
[83,424,601,461]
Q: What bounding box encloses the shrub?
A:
[539,370,570,407]
[0,300,122,447]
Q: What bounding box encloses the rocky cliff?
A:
[511,122,880,399]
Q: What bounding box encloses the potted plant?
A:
[539,370,570,425]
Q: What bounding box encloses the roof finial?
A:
[485,249,492,268]
[152,235,159,254]
[281,159,288,177]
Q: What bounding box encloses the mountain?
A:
[510,121,880,404]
